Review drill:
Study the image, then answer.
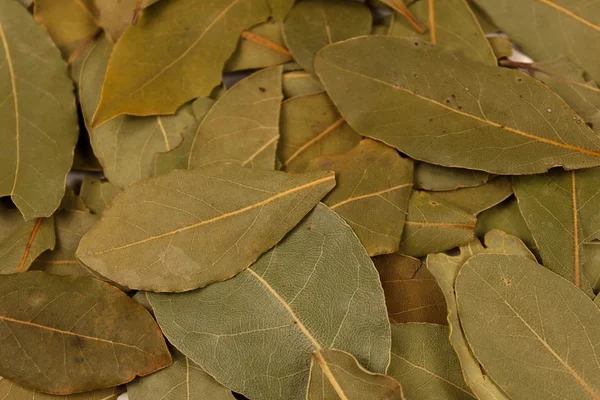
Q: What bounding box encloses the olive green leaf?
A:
[189,66,283,170]
[472,0,600,83]
[80,36,198,189]
[128,350,234,400]
[399,191,476,257]
[33,0,99,59]
[0,209,55,274]
[268,0,294,20]
[307,139,413,256]
[79,176,121,215]
[585,242,600,293]
[77,165,335,292]
[413,163,491,191]
[378,0,425,33]
[467,0,498,33]
[225,20,292,72]
[487,36,512,59]
[307,349,405,400]
[91,0,270,126]
[282,0,371,73]
[456,253,600,400]
[0,378,123,400]
[425,177,513,216]
[94,0,137,41]
[384,0,496,66]
[0,271,171,395]
[427,230,534,400]
[513,167,600,295]
[533,57,600,132]
[60,187,90,213]
[315,36,600,174]
[282,70,324,98]
[388,323,475,400]
[148,204,391,400]
[279,92,361,173]
[0,0,79,220]
[373,254,447,324]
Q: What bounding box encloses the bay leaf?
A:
[279,92,362,173]
[188,66,283,170]
[306,139,413,256]
[373,253,447,324]
[148,204,391,400]
[487,36,512,59]
[314,36,600,174]
[472,0,600,83]
[306,349,405,400]
[399,191,476,257]
[378,0,425,33]
[269,0,294,20]
[94,0,136,41]
[131,290,153,314]
[79,176,121,215]
[413,163,491,191]
[80,35,197,189]
[533,57,600,132]
[388,323,474,400]
[282,70,324,98]
[513,167,600,295]
[282,0,372,73]
[427,230,534,399]
[467,0,498,33]
[60,187,90,213]
[0,271,171,395]
[128,350,234,400]
[0,378,123,400]
[456,253,600,399]
[91,0,270,126]
[0,209,55,274]
[0,0,79,220]
[225,20,292,72]
[425,176,513,216]
[384,0,496,66]
[76,165,335,292]
[585,242,600,293]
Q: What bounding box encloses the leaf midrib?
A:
[536,0,600,32]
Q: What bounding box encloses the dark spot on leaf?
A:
[428,118,433,122]
[586,122,594,129]
[451,94,456,98]
[445,99,451,104]
[258,87,266,92]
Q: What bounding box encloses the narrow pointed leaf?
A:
[0,271,171,395]
[307,349,405,400]
[189,66,283,170]
[413,163,491,191]
[399,191,476,257]
[282,0,371,73]
[79,176,121,215]
[456,253,600,399]
[315,36,600,174]
[0,0,79,220]
[91,0,270,126]
[388,323,475,400]
[148,204,391,400]
[77,165,335,292]
[0,378,123,400]
[282,70,323,98]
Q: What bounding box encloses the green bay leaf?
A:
[79,176,121,216]
[0,378,123,400]
[413,162,491,191]
[282,70,324,98]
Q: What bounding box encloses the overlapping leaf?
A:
[282,70,323,98]
[0,378,123,400]
[79,176,121,215]
[413,163,491,191]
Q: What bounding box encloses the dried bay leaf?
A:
[128,350,234,400]
[188,66,283,170]
[282,70,324,98]
[306,349,405,400]
[399,191,476,257]
[269,0,294,20]
[80,36,197,189]
[60,187,90,213]
[487,36,512,59]
[79,176,121,215]
[279,92,362,173]
[0,378,123,400]
[148,204,391,400]
[413,163,491,191]
[282,0,372,73]
[0,271,171,395]
[0,0,79,220]
[94,0,136,41]
[77,165,335,292]
[91,0,270,126]
[427,230,534,399]
[585,242,600,293]
[315,36,600,174]
[306,139,413,256]
[373,254,447,324]
[456,253,600,399]
[388,323,474,400]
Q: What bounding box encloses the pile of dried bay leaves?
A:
[1,0,600,399]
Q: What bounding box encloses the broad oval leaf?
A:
[307,349,405,400]
[0,271,171,395]
[148,204,391,400]
[456,253,600,399]
[77,165,335,292]
[91,0,270,126]
[0,0,79,220]
[0,378,123,400]
[307,139,413,256]
[388,323,474,400]
[413,163,491,191]
[188,66,283,170]
[315,36,600,174]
